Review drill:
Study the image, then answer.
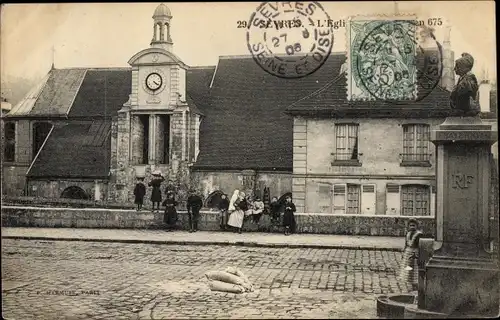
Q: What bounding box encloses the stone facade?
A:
[26,179,109,201]
[293,117,447,214]
[2,119,41,196]
[190,170,292,203]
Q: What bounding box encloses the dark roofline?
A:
[285,108,456,118]
[189,66,216,70]
[52,67,132,71]
[27,174,110,180]
[4,114,68,120]
[191,165,292,172]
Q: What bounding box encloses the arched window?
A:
[4,121,16,162]
[61,186,90,200]
[205,190,225,209]
[32,122,52,160]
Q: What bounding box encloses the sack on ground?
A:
[208,280,244,294]
[205,271,245,286]
[225,267,254,292]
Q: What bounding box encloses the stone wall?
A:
[1,206,435,236]
[2,165,29,196]
[26,179,109,201]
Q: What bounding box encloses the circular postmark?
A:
[246,2,334,79]
[353,20,443,102]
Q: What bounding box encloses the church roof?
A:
[191,54,348,171]
[27,120,112,179]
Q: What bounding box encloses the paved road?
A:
[2,239,410,319]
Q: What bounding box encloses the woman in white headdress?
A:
[228,189,239,212]
[227,190,246,233]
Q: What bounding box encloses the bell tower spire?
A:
[150,3,173,52]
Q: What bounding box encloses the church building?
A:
[2,4,497,219]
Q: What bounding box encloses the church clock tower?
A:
[110,4,201,204]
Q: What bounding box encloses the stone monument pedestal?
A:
[421,116,499,317]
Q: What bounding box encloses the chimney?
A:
[440,24,455,91]
[479,79,492,113]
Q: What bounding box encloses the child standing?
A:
[218,194,230,230]
[133,178,146,211]
[399,219,423,290]
[283,195,296,236]
[269,196,281,224]
[162,192,178,232]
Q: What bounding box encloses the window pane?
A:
[336,124,358,160]
[347,184,360,214]
[403,124,430,161]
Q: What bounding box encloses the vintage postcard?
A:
[1,2,498,319]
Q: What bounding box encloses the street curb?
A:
[1,236,404,252]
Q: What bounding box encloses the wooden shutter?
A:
[333,184,347,214]
[386,183,401,215]
[318,183,332,213]
[361,184,376,214]
[430,184,436,216]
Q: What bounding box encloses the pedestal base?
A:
[424,255,499,317]
[376,293,417,319]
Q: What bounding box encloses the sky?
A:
[1,1,496,82]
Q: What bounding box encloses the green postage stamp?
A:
[347,16,419,101]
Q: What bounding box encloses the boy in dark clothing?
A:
[218,194,230,230]
[283,196,296,236]
[133,178,146,211]
[187,189,203,232]
[269,196,281,224]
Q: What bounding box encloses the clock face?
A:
[145,73,163,91]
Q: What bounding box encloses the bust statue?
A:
[450,53,480,117]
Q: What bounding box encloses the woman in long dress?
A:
[162,192,178,231]
[149,171,164,212]
[283,195,296,236]
[227,191,246,234]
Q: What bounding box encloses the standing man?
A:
[187,189,203,233]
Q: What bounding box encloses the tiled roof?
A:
[27,121,112,178]
[30,69,87,116]
[68,69,131,118]
[192,55,347,171]
[285,53,453,117]
[7,73,51,117]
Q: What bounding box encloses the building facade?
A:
[2,4,497,220]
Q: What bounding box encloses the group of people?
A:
[132,170,203,233]
[218,190,296,235]
[133,173,297,235]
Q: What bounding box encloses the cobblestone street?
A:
[2,239,409,319]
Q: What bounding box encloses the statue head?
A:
[454,52,474,76]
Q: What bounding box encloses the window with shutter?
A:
[318,184,332,213]
[361,184,376,214]
[346,184,361,214]
[333,184,347,214]
[333,124,360,165]
[402,124,431,165]
[401,184,431,216]
[386,183,401,215]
